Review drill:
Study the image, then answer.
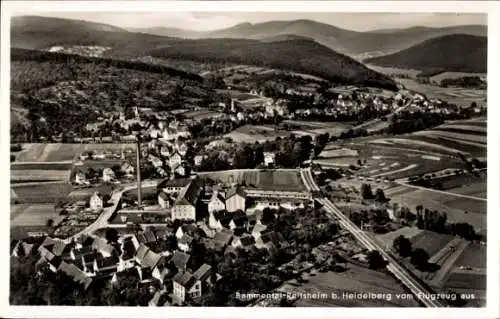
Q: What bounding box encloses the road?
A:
[67,180,158,241]
[300,168,445,308]
[394,181,487,202]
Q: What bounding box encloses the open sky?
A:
[13,12,487,32]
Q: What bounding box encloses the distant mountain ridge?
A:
[366,34,487,73]
[130,19,487,56]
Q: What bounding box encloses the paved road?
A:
[300,168,445,308]
[67,180,158,241]
[394,181,486,202]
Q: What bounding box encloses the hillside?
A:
[149,38,398,90]
[365,34,487,73]
[132,19,487,56]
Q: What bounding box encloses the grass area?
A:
[280,264,419,307]
[430,72,486,83]
[11,203,64,226]
[443,272,486,291]
[410,230,455,257]
[453,243,486,269]
[407,135,485,158]
[414,130,486,145]
[11,182,72,204]
[11,162,73,170]
[11,170,70,182]
[225,125,290,143]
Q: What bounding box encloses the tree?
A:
[393,235,412,257]
[361,184,374,200]
[374,188,387,203]
[366,250,387,270]
[46,219,54,228]
[410,248,430,271]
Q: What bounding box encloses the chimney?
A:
[136,138,142,207]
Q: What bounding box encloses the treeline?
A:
[440,76,486,89]
[11,48,203,82]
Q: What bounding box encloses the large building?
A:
[171,179,203,221]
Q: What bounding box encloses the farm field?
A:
[182,109,224,121]
[453,243,486,270]
[11,169,70,182]
[12,143,138,163]
[11,182,73,204]
[406,135,486,158]
[410,230,456,257]
[319,148,359,159]
[429,72,487,83]
[384,185,486,233]
[198,169,306,192]
[286,121,352,138]
[413,130,486,145]
[11,203,64,227]
[279,265,419,307]
[225,125,290,143]
[365,64,422,79]
[215,89,260,101]
[396,78,486,108]
[68,184,115,201]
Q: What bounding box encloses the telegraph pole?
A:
[136,135,142,207]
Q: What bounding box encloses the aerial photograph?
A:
[8,10,487,308]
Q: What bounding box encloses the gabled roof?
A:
[121,238,137,260]
[226,187,246,199]
[178,223,197,236]
[135,244,162,268]
[52,241,71,256]
[209,191,226,204]
[179,235,193,246]
[13,241,34,257]
[60,261,93,290]
[171,250,190,270]
[76,235,95,247]
[82,251,102,264]
[213,231,232,248]
[193,264,212,282]
[259,231,283,246]
[158,191,169,201]
[236,236,255,247]
[159,177,192,189]
[172,271,197,289]
[96,255,119,269]
[175,179,202,206]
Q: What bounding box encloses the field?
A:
[278,265,419,307]
[198,169,306,192]
[12,143,137,163]
[396,78,486,108]
[11,170,70,182]
[429,72,487,83]
[215,89,261,101]
[11,182,73,204]
[410,230,456,257]
[452,243,486,270]
[11,203,65,227]
[283,121,352,138]
[383,185,486,233]
[182,109,224,121]
[225,125,290,143]
[365,64,422,79]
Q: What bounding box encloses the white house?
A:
[207,191,225,214]
[194,155,205,167]
[102,168,115,182]
[75,172,89,185]
[225,188,246,213]
[263,152,276,166]
[169,151,183,169]
[89,192,104,210]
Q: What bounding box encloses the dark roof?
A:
[153,226,174,239]
[53,241,72,256]
[158,192,169,201]
[237,236,255,247]
[172,271,197,289]
[12,241,34,257]
[213,231,232,248]
[178,223,197,236]
[137,231,157,244]
[114,267,141,282]
[82,251,102,264]
[226,187,246,199]
[49,255,63,268]
[96,255,119,269]
[175,180,202,206]
[171,250,191,270]
[135,244,162,268]
[259,231,284,246]
[193,264,212,282]
[60,262,93,290]
[121,238,136,260]
[76,235,95,247]
[159,178,192,189]
[210,191,226,203]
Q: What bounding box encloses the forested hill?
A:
[150,39,398,91]
[11,48,204,83]
[365,34,487,73]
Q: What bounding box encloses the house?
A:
[91,236,116,258]
[199,224,216,238]
[225,187,246,212]
[207,191,226,214]
[150,155,163,168]
[158,192,171,209]
[93,255,119,274]
[229,212,248,231]
[176,142,188,156]
[82,252,102,274]
[160,146,171,157]
[75,171,89,185]
[117,237,137,272]
[52,240,72,259]
[232,235,255,250]
[159,178,192,196]
[152,262,178,285]
[171,250,191,272]
[102,168,115,182]
[263,152,276,166]
[265,99,289,116]
[149,290,167,307]
[75,234,95,250]
[175,223,198,240]
[135,244,164,269]
[208,210,232,230]
[174,164,187,177]
[89,192,104,210]
[169,151,183,169]
[178,235,194,252]
[121,161,135,175]
[212,230,233,250]
[255,231,283,251]
[135,230,157,247]
[59,261,93,290]
[194,155,205,167]
[11,240,35,258]
[69,245,94,261]
[171,180,202,221]
[172,271,201,304]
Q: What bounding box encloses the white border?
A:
[1,1,499,319]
